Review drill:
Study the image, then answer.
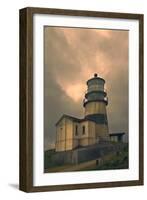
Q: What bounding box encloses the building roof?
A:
[109,132,125,137]
[55,114,94,126]
[55,114,80,126]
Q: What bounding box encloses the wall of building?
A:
[110,135,124,142]
[77,121,89,147]
[85,101,106,116]
[76,121,96,147]
[55,118,65,151]
[72,122,80,149]
[95,124,109,141]
[56,118,74,152]
[110,136,118,142]
[87,121,96,145]
[65,118,74,150]
[56,119,98,151]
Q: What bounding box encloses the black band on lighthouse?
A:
[85,114,108,125]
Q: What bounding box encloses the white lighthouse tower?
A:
[83,73,109,142]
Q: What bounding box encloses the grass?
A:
[91,145,128,170]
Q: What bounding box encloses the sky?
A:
[44,26,128,150]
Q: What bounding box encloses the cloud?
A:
[44,27,128,150]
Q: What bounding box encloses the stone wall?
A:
[51,142,128,166]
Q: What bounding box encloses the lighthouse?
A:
[55,73,109,152]
[83,73,109,142]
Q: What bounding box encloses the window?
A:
[75,125,78,136]
[82,126,86,135]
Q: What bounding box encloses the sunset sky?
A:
[44,26,128,150]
